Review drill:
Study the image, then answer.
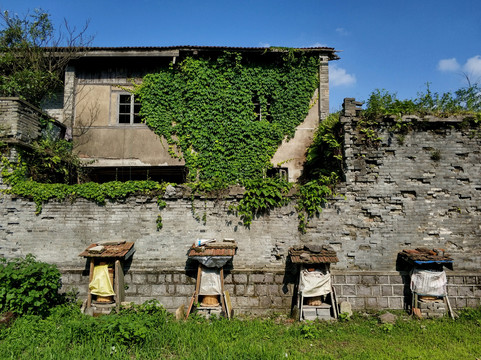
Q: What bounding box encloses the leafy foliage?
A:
[0,9,92,106]
[232,177,292,226]
[2,169,166,214]
[357,84,481,146]
[296,113,343,232]
[0,254,62,316]
[363,84,481,120]
[22,139,82,184]
[137,51,320,182]
[2,306,481,358]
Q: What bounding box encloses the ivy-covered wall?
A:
[64,47,335,182]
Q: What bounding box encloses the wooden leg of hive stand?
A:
[219,267,227,316]
[298,269,303,321]
[331,286,338,319]
[195,263,201,304]
[86,259,94,309]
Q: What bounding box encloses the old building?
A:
[43,46,339,183]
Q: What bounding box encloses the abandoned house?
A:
[42,46,339,183]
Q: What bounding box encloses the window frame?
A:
[118,93,142,125]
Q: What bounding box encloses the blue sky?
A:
[2,0,480,111]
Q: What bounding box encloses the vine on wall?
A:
[136,51,320,182]
[1,50,343,232]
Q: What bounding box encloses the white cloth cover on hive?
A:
[199,267,222,295]
[410,269,447,296]
[194,256,232,268]
[300,266,332,297]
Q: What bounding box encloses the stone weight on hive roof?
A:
[288,244,338,264]
[187,241,238,257]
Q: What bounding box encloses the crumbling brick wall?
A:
[1,97,480,312]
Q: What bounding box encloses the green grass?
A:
[0,304,480,359]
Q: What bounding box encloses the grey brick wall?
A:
[60,268,481,313]
[1,103,481,313]
[0,97,41,143]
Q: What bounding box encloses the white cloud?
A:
[335,27,349,36]
[310,42,328,48]
[463,55,481,78]
[330,64,356,87]
[259,42,270,48]
[438,55,481,81]
[437,58,460,72]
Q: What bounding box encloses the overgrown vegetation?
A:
[136,51,320,182]
[0,301,480,359]
[295,113,343,232]
[0,255,62,317]
[2,12,479,232]
[357,84,481,145]
[363,84,481,120]
[0,8,92,106]
[232,177,292,227]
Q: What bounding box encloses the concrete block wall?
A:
[60,268,481,314]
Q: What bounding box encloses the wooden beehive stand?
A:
[185,240,237,319]
[398,248,455,319]
[79,241,135,315]
[288,244,339,321]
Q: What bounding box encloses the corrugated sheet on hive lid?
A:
[79,241,135,260]
[288,244,338,264]
[188,241,238,258]
[398,248,453,264]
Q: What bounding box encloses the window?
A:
[118,94,142,124]
[252,96,272,122]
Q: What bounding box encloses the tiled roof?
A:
[289,245,338,264]
[188,242,237,257]
[399,248,453,263]
[79,241,135,259]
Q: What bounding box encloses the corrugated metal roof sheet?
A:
[49,45,339,60]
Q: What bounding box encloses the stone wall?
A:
[1,98,481,313]
[0,97,41,143]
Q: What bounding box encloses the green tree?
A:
[0,8,92,106]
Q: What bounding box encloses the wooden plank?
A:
[224,291,232,319]
[445,295,456,319]
[219,267,227,315]
[185,292,196,320]
[115,260,125,309]
[298,270,303,321]
[86,259,95,309]
[195,263,202,303]
[331,285,338,319]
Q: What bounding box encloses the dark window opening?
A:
[83,166,187,184]
[266,167,288,181]
[252,96,272,122]
[119,94,142,124]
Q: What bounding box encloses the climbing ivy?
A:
[231,177,292,227]
[1,156,167,214]
[296,113,343,233]
[137,51,320,182]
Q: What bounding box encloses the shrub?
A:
[0,254,62,316]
